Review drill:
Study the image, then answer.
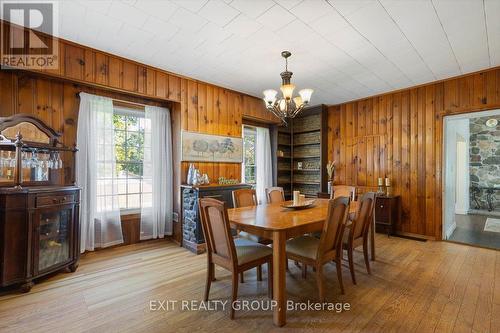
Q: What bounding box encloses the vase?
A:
[327,181,332,195]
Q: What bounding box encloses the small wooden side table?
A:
[374,195,401,236]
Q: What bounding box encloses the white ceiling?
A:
[6,0,500,105]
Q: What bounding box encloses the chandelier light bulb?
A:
[263,89,278,105]
[293,96,303,108]
[280,84,295,100]
[299,89,313,104]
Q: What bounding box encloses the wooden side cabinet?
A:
[374,195,401,236]
[0,186,80,292]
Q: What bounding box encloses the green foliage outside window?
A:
[243,126,256,184]
[113,114,144,177]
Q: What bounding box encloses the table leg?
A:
[273,231,287,327]
[370,216,376,261]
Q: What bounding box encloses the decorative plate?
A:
[280,199,316,210]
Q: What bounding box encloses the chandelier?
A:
[262,51,313,124]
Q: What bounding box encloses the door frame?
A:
[441,109,500,239]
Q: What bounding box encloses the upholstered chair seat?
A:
[286,235,320,260]
[234,238,273,265]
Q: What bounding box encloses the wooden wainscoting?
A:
[328,66,500,239]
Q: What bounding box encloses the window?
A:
[112,107,151,211]
[242,125,256,185]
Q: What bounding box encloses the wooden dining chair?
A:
[198,198,273,319]
[342,192,376,285]
[232,188,271,282]
[331,185,356,201]
[232,188,258,208]
[285,197,350,300]
[266,187,285,203]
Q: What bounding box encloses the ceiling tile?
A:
[275,19,314,42]
[273,0,303,10]
[325,25,368,52]
[169,7,208,32]
[256,4,296,31]
[197,22,233,43]
[172,0,209,13]
[433,0,490,71]
[290,0,334,23]
[485,0,500,66]
[107,1,149,28]
[134,0,178,20]
[308,10,349,37]
[80,0,112,15]
[230,0,275,19]
[198,0,240,26]
[142,16,178,36]
[328,0,373,16]
[224,14,262,38]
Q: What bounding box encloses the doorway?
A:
[443,109,500,249]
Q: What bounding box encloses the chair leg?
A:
[302,264,307,279]
[363,241,371,275]
[316,264,324,302]
[348,246,356,285]
[257,265,263,281]
[231,272,239,319]
[240,272,244,283]
[335,258,345,295]
[204,262,213,301]
[267,261,273,298]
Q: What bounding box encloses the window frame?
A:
[111,106,151,214]
[242,125,257,185]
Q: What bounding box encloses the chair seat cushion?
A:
[286,235,319,260]
[234,238,272,265]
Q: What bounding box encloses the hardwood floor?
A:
[0,235,499,332]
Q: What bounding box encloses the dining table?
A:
[227,198,375,327]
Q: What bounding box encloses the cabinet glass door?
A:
[38,209,71,271]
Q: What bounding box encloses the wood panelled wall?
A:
[0,20,277,243]
[328,67,500,239]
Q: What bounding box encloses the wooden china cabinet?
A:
[0,114,80,292]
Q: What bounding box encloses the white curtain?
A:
[140,106,173,239]
[76,92,123,252]
[255,127,273,204]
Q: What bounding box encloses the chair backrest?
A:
[266,187,285,204]
[317,197,350,262]
[351,192,376,240]
[331,185,356,201]
[198,198,236,269]
[232,189,257,208]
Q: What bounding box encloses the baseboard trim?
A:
[445,221,457,239]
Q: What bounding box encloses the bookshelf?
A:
[271,105,328,199]
[291,105,328,198]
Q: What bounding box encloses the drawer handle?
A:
[380,205,384,208]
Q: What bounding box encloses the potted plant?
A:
[326,160,336,195]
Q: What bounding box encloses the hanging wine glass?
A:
[56,151,63,169]
[47,151,53,169]
[8,151,16,168]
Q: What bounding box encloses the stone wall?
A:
[469,115,500,210]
